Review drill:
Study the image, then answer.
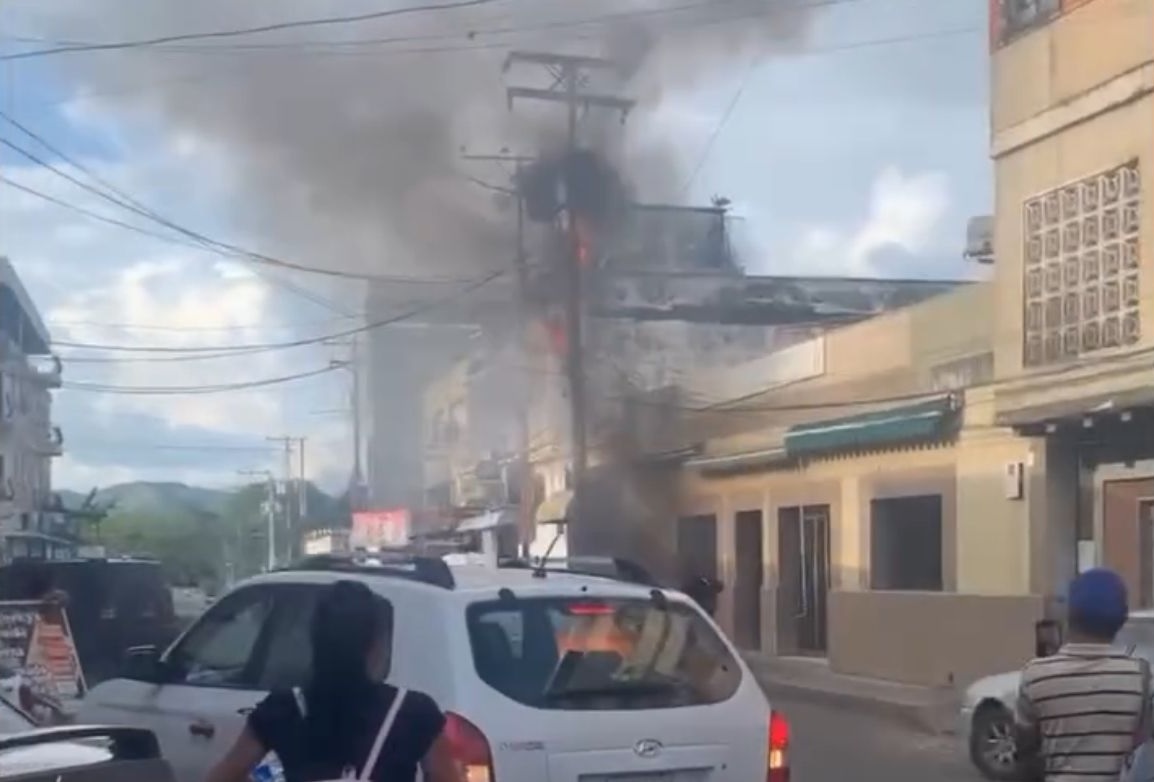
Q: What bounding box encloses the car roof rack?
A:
[284,552,456,590]
[497,555,658,587]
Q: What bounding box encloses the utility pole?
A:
[296,437,308,526]
[267,436,297,563]
[462,150,536,546]
[240,469,277,571]
[327,337,366,510]
[504,51,633,538]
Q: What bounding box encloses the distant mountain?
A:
[57,481,346,528]
[58,482,228,518]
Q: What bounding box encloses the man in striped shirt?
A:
[1016,569,1151,781]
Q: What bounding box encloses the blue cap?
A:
[1068,568,1128,636]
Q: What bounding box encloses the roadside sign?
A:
[0,600,86,703]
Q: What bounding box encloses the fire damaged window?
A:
[869,495,943,592]
[1023,161,1142,367]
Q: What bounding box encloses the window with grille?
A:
[1022,161,1142,367]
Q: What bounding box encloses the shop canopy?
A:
[784,395,958,458]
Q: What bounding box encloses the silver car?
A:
[0,693,173,781]
[959,610,1154,780]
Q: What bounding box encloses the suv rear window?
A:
[466,597,742,710]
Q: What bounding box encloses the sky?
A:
[0,0,993,493]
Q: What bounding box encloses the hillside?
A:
[58,481,346,527]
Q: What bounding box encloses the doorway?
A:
[1102,478,1154,606]
[1139,499,1154,608]
[778,505,830,655]
[733,511,764,650]
[676,515,718,584]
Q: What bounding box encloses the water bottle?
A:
[251,753,285,782]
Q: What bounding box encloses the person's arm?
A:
[204,726,266,782]
[420,731,464,782]
[1014,675,1042,765]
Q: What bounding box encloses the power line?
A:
[678,23,979,196]
[62,363,340,395]
[68,441,282,452]
[48,314,359,334]
[1,0,857,58]
[0,134,473,285]
[53,268,508,354]
[0,0,509,61]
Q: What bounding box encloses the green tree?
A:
[97,509,226,591]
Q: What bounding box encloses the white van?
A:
[76,554,790,782]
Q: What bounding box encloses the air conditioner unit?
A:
[1004,462,1025,500]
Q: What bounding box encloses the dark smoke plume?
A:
[6,0,819,281]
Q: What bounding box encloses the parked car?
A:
[0,557,180,686]
[77,552,790,782]
[960,610,1154,780]
[0,691,172,781]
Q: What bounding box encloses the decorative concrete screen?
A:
[1023,160,1141,367]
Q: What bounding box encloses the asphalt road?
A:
[775,696,983,782]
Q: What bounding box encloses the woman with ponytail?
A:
[205,580,460,782]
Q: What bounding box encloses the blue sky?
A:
[0,0,993,492]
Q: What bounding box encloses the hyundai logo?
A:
[634,739,663,758]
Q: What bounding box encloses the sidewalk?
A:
[743,653,959,735]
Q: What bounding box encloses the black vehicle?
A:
[0,558,179,686]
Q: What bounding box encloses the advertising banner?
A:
[351,508,411,550]
[0,600,86,706]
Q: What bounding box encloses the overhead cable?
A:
[53,268,507,354]
[0,0,508,61]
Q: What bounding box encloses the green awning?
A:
[784,396,958,458]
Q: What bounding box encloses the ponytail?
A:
[304,581,387,764]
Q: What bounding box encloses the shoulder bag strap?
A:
[358,688,407,781]
[292,686,308,717]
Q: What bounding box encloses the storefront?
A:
[681,389,1047,687]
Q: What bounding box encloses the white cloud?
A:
[0,147,352,488]
[790,167,951,276]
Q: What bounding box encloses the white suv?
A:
[76,554,789,782]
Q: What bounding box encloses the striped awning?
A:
[785,395,959,458]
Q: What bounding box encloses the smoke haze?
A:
[6,0,820,282]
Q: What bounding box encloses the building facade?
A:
[674,283,1060,687]
[0,258,67,562]
[989,0,1154,604]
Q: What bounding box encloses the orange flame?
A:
[573,215,594,267]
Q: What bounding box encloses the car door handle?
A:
[189,720,215,739]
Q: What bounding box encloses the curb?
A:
[745,662,959,735]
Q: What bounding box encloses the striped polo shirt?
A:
[1017,643,1150,781]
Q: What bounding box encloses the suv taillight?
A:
[445,711,495,782]
[767,710,790,782]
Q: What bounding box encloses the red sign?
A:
[351,509,411,549]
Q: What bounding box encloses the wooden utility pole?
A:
[462,151,536,546]
[503,51,633,538]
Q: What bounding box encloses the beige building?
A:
[666,0,1154,690]
[990,0,1154,604]
[676,283,1054,687]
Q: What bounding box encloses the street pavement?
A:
[775,695,982,782]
